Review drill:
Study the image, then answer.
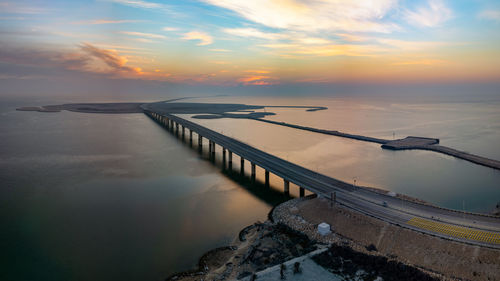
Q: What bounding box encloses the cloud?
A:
[479,10,500,22]
[223,27,285,40]
[162,26,178,32]
[74,43,141,74]
[391,59,447,66]
[0,43,178,82]
[294,37,331,45]
[203,0,398,33]
[0,43,141,75]
[237,75,275,85]
[209,49,231,52]
[258,42,386,57]
[223,27,334,47]
[244,70,270,74]
[73,19,143,25]
[377,38,449,51]
[404,0,452,27]
[0,2,48,14]
[182,31,213,45]
[111,0,167,10]
[120,31,166,39]
[336,33,365,42]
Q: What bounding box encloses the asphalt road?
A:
[144,108,500,249]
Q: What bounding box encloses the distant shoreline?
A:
[18,101,500,171]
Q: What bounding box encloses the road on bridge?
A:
[144,105,500,248]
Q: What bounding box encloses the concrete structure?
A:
[300,187,305,197]
[145,110,500,249]
[240,157,245,176]
[251,163,256,183]
[318,222,331,236]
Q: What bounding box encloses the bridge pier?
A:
[189,130,193,146]
[208,140,212,158]
[284,180,290,196]
[175,123,179,136]
[299,187,305,197]
[222,148,226,170]
[228,151,233,170]
[251,163,256,183]
[169,120,173,132]
[198,134,202,153]
[240,157,245,176]
[182,126,185,140]
[211,141,215,161]
[265,170,269,188]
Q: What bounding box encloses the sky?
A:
[1,0,500,96]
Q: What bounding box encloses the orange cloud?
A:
[237,75,276,85]
[244,70,270,74]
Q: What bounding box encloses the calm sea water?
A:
[1,94,500,280]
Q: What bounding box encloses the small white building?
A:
[317,222,331,236]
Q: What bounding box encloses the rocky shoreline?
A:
[166,196,452,281]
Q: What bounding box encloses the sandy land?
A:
[16,103,145,113]
[273,197,500,281]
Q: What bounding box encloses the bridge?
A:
[143,109,500,249]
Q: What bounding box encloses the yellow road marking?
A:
[407,217,500,244]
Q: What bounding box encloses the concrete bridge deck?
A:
[143,109,500,249]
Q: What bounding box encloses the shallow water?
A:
[183,95,500,213]
[0,98,273,281]
[1,94,500,281]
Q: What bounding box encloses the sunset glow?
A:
[1,0,500,86]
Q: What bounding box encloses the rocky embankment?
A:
[167,196,450,281]
[274,197,500,281]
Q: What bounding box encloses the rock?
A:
[366,244,378,252]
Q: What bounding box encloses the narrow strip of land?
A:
[253,117,500,171]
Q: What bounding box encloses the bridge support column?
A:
[175,123,179,136]
[182,126,185,140]
[240,157,245,176]
[211,141,215,161]
[169,120,173,132]
[284,180,290,196]
[251,163,256,183]
[189,130,193,146]
[222,148,226,170]
[208,140,212,155]
[299,187,305,197]
[228,151,233,170]
[212,141,215,162]
[265,170,269,188]
[198,135,202,153]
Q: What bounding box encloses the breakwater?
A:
[253,118,500,171]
